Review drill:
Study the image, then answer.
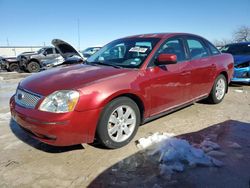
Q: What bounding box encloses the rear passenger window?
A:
[208,43,220,55]
[187,39,209,59]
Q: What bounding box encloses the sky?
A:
[0,0,249,50]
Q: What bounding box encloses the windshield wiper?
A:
[85,61,122,69]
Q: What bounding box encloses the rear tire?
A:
[96,97,140,149]
[207,74,227,104]
[27,61,40,73]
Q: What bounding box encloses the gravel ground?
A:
[0,71,249,187]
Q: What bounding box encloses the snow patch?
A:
[200,140,220,152]
[0,134,12,139]
[0,112,11,122]
[227,141,242,149]
[234,89,244,93]
[136,132,175,149]
[136,132,224,176]
[207,150,226,158]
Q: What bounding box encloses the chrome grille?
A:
[15,89,41,109]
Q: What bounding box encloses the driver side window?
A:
[45,48,53,55]
[157,39,186,62]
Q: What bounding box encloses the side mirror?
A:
[156,54,177,65]
[43,51,47,56]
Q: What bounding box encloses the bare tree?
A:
[233,25,250,42]
[213,38,232,47]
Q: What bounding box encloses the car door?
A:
[43,48,55,61]
[145,37,192,116]
[185,37,216,99]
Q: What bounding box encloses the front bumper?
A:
[231,67,250,83]
[18,57,29,69]
[10,96,102,146]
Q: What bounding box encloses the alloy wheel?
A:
[215,78,226,100]
[107,105,136,142]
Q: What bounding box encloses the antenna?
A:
[77,18,80,51]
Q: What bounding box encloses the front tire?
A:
[7,63,20,72]
[207,74,227,104]
[96,97,140,149]
[27,61,40,73]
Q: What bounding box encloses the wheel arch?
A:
[218,71,229,93]
[96,91,146,122]
[111,93,145,123]
[8,62,20,72]
[28,59,41,67]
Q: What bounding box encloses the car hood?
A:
[52,39,83,59]
[20,64,133,96]
[18,52,38,57]
[233,55,250,65]
[2,57,18,61]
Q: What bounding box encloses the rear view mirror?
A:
[156,54,177,65]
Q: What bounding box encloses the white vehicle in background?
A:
[42,39,84,69]
[42,44,102,70]
[81,46,102,61]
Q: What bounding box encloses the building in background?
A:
[0,46,44,57]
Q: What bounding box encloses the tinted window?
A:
[221,44,250,55]
[101,43,126,60]
[207,42,220,55]
[157,39,186,62]
[45,48,53,55]
[187,39,209,59]
[55,48,60,54]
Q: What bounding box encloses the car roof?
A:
[123,32,204,39]
[225,42,250,46]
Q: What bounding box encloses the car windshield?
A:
[82,47,100,55]
[37,48,45,54]
[87,38,160,68]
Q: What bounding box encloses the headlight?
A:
[39,90,79,113]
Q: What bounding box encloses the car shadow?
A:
[9,119,84,153]
[88,120,250,188]
[229,82,249,87]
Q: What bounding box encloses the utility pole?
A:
[6,38,9,46]
[77,18,80,51]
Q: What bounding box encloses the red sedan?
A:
[10,33,234,148]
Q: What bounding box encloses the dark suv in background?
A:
[17,47,61,73]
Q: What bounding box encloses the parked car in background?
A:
[17,47,61,73]
[0,56,20,72]
[81,46,101,61]
[10,33,233,149]
[220,42,250,84]
[42,40,84,70]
